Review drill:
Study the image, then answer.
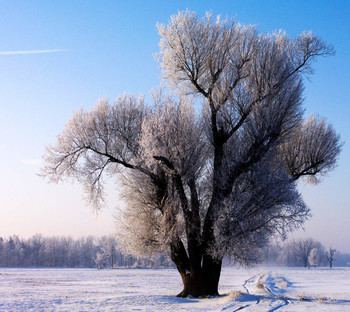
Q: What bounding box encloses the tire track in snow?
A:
[226,274,262,311]
[243,274,262,304]
[242,275,255,295]
[260,274,290,312]
[228,273,291,312]
[231,304,250,311]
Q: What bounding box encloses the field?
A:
[0,267,349,311]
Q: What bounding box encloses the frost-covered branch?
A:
[279,115,342,184]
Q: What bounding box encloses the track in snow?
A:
[228,273,291,312]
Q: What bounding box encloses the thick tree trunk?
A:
[176,258,222,298]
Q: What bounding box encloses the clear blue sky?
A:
[0,1,349,252]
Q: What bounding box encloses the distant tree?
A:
[4,236,24,267]
[80,236,96,267]
[42,11,340,297]
[60,236,74,267]
[308,248,319,267]
[30,234,46,266]
[93,252,104,269]
[326,248,336,268]
[294,238,315,267]
[97,235,118,268]
[46,237,60,267]
[293,238,327,267]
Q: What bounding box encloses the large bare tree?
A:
[42,11,341,297]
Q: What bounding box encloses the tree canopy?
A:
[42,11,341,297]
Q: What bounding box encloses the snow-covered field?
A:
[0,267,349,311]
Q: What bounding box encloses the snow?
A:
[0,267,350,311]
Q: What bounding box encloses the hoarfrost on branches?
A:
[308,247,320,267]
[42,11,341,297]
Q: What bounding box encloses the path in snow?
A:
[230,270,350,312]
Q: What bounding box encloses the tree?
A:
[326,247,336,268]
[96,235,118,268]
[42,11,341,297]
[308,247,319,267]
[293,238,326,268]
[80,236,96,268]
[274,238,328,267]
[30,234,46,267]
[294,238,314,267]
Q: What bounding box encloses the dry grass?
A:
[315,296,338,304]
[276,278,289,288]
[256,282,265,289]
[228,290,243,299]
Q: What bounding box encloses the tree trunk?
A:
[176,258,222,298]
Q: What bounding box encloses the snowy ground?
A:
[0,267,349,311]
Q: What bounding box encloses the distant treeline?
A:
[0,234,172,268]
[260,238,350,268]
[1,235,349,268]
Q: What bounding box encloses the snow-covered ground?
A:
[0,266,349,311]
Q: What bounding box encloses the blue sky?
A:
[0,1,349,252]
